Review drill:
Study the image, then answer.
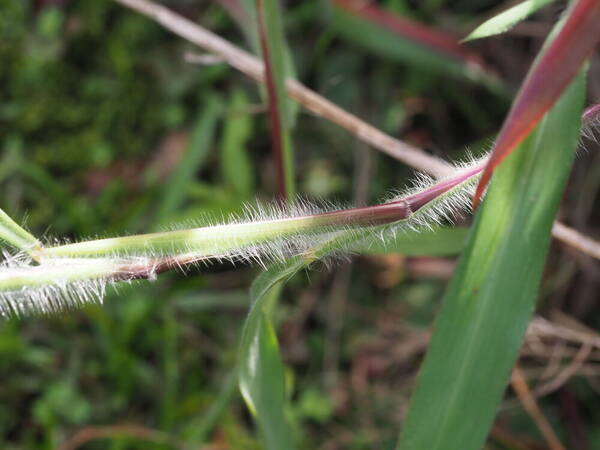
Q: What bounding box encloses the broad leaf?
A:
[397,71,585,450]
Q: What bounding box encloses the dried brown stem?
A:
[511,366,566,450]
[534,342,593,397]
[114,0,600,261]
[114,0,450,177]
[552,222,600,259]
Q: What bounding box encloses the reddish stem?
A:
[256,0,288,201]
[403,165,483,211]
[582,103,600,126]
[332,0,484,68]
[474,0,600,209]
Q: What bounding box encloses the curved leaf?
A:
[239,223,468,448]
[398,70,585,450]
[239,269,296,450]
[464,0,556,42]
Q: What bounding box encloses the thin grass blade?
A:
[239,268,297,450]
[330,0,496,85]
[464,0,556,42]
[154,95,222,224]
[221,89,255,198]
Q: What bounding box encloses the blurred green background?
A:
[1,0,600,448]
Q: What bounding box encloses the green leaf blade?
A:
[474,0,600,206]
[221,89,256,198]
[397,71,585,450]
[238,222,469,449]
[154,95,222,225]
[464,0,555,42]
[239,268,298,450]
[358,227,468,256]
[329,2,496,86]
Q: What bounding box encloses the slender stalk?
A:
[0,208,43,258]
[255,0,295,200]
[0,151,479,317]
[582,103,600,125]
[0,259,121,291]
[400,163,483,210]
[511,367,566,450]
[113,0,600,260]
[552,222,600,259]
[38,159,484,261]
[41,201,411,259]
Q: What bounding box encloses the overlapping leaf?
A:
[398,71,585,450]
[474,0,600,207]
[330,0,494,84]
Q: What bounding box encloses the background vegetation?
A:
[1,0,599,448]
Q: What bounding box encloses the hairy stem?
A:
[113,0,600,261]
[0,158,480,318]
[41,201,411,260]
[40,160,481,261]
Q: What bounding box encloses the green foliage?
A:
[358,226,468,256]
[398,71,585,450]
[329,4,490,85]
[0,207,40,254]
[465,0,556,41]
[0,0,595,448]
[236,223,471,449]
[154,95,222,225]
[239,271,296,450]
[221,89,256,198]
[254,0,297,199]
[241,0,298,126]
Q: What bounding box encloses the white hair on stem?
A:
[2,100,599,318]
[580,104,600,145]
[0,154,487,317]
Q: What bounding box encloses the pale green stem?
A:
[0,165,480,315]
[41,202,410,259]
[39,161,482,261]
[0,259,122,291]
[0,208,43,257]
